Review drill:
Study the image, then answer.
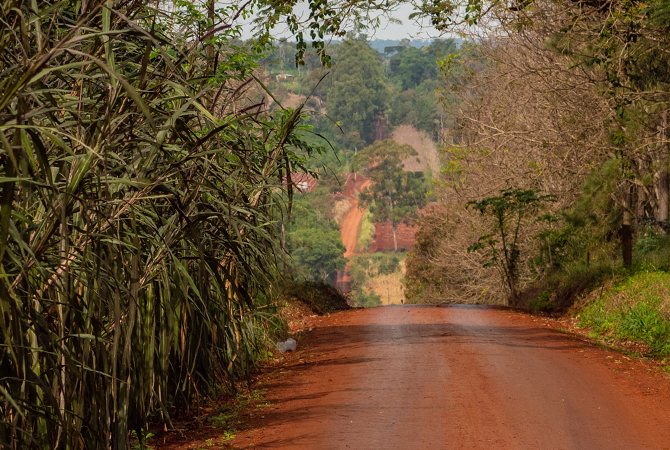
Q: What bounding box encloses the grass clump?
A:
[579,271,670,355]
[210,412,240,429]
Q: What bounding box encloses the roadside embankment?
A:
[561,270,670,358]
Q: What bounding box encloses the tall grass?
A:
[0,1,317,448]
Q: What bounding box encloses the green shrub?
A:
[528,290,552,311]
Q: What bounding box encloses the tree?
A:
[387,79,441,135]
[467,189,555,304]
[389,46,439,90]
[353,139,427,252]
[326,39,387,144]
[290,227,347,281]
[287,197,347,281]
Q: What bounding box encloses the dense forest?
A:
[2,0,670,447]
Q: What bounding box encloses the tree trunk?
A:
[657,171,669,226]
[636,184,646,223]
[634,158,647,223]
[281,221,286,273]
[622,183,633,268]
[656,110,669,229]
[388,189,397,252]
[508,277,517,306]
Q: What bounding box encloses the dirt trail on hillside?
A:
[335,176,372,292]
[230,306,670,449]
[340,176,371,258]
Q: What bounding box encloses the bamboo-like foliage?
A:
[0,1,315,448]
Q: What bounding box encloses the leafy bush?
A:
[528,290,552,311]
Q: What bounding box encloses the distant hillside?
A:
[393,125,441,178]
[371,38,462,53]
[368,39,432,53]
[324,39,462,55]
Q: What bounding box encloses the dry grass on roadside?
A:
[366,261,407,305]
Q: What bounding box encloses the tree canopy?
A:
[288,197,347,281]
[354,139,427,252]
[326,39,388,144]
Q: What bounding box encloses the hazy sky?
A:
[239,2,441,41]
[368,3,440,40]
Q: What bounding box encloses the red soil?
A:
[340,175,371,258]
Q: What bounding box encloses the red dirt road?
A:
[340,176,372,258]
[335,175,371,292]
[234,306,670,449]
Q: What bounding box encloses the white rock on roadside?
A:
[277,338,297,353]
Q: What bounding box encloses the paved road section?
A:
[239,306,670,449]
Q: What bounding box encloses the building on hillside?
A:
[275,73,295,81]
[284,173,318,193]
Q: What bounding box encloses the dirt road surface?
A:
[235,306,670,449]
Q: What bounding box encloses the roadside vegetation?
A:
[286,195,347,282]
[578,271,670,356]
[350,253,404,307]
